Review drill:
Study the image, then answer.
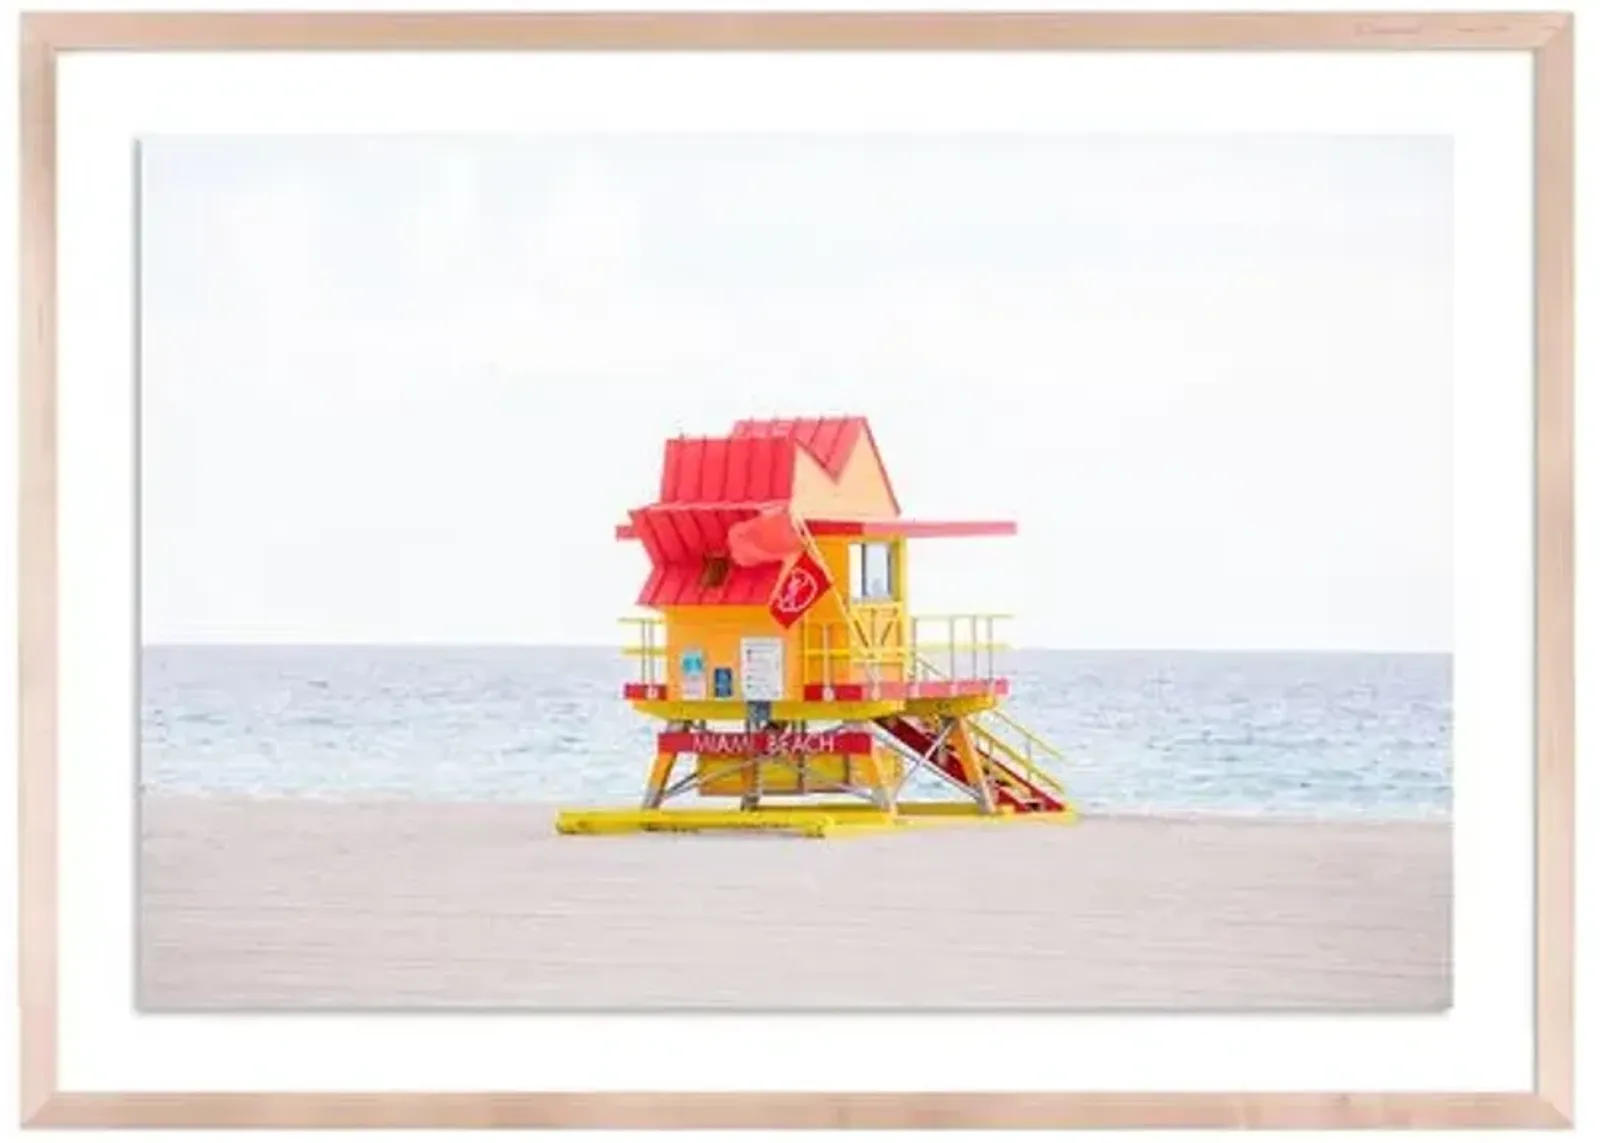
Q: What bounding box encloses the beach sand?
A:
[138,796,1450,1011]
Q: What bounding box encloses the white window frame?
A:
[851,541,895,602]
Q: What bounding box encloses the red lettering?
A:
[659,730,873,756]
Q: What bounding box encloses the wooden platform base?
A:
[554,801,1078,839]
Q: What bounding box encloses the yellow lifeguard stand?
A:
[556,416,1076,838]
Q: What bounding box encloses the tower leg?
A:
[854,725,895,812]
[740,755,763,811]
[948,716,998,814]
[642,748,680,809]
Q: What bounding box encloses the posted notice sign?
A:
[679,647,707,700]
[739,637,785,701]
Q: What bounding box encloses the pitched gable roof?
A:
[731,416,901,516]
[651,416,898,514]
[658,435,797,504]
[730,417,862,480]
[626,415,902,606]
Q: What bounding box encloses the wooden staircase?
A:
[875,713,1069,814]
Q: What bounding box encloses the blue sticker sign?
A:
[712,666,735,699]
[679,648,707,700]
[747,700,773,726]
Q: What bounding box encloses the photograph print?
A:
[138,133,1451,1011]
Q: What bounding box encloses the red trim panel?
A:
[658,730,876,756]
[801,679,1010,702]
[623,683,669,701]
[806,519,1018,538]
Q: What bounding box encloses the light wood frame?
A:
[16,10,1574,1130]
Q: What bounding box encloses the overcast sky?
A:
[139,134,1451,651]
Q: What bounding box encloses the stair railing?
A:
[911,649,1068,799]
[969,722,1068,799]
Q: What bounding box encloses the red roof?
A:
[731,417,862,480]
[626,415,911,607]
[629,505,759,565]
[731,416,901,515]
[616,517,1018,542]
[807,519,1017,538]
[659,436,798,504]
[637,563,783,607]
[628,504,785,606]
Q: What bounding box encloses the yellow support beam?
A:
[642,750,678,808]
[555,804,1077,839]
[947,718,998,814]
[555,807,898,839]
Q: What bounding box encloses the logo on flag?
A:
[768,550,830,628]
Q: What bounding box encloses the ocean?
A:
[140,646,1451,819]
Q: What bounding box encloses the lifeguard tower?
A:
[555,416,1075,838]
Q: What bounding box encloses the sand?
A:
[138,796,1450,1011]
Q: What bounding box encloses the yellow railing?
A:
[618,615,667,686]
[910,613,1012,684]
[847,601,904,658]
[800,604,907,688]
[620,605,1065,794]
[801,609,1014,688]
[623,610,1036,714]
[972,722,1068,798]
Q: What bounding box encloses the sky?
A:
[139,134,1452,651]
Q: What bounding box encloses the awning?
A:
[637,562,783,607]
[806,519,1017,538]
[617,515,1016,543]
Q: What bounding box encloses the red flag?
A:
[768,550,831,628]
[726,508,805,567]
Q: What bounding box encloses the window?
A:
[850,542,895,601]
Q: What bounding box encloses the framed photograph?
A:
[16,9,1574,1129]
